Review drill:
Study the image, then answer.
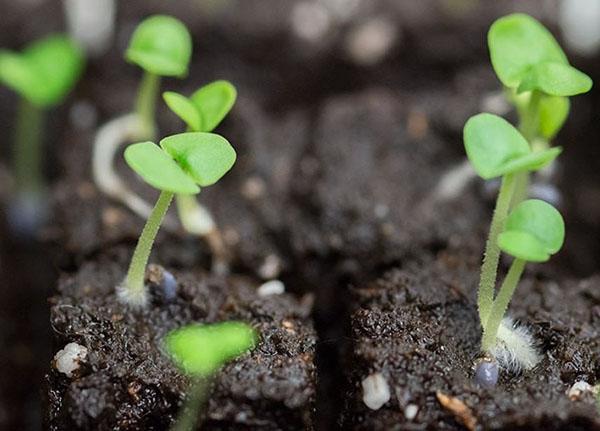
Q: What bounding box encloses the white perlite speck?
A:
[257,280,285,297]
[54,342,88,378]
[361,372,390,410]
[404,404,419,420]
[567,381,594,400]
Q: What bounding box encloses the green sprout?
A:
[0,34,84,235]
[464,112,560,325]
[488,13,592,203]
[119,132,235,307]
[163,80,237,133]
[481,199,564,351]
[125,15,192,138]
[165,321,257,431]
[163,81,237,269]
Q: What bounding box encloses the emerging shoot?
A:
[125,15,192,138]
[482,200,564,371]
[163,80,237,134]
[0,34,84,236]
[92,15,192,236]
[164,321,258,431]
[488,13,592,203]
[163,80,237,272]
[464,113,560,325]
[119,132,235,307]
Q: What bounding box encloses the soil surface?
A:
[46,246,316,430]
[342,248,600,430]
[2,0,600,430]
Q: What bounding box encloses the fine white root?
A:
[175,193,216,235]
[93,114,152,215]
[431,159,476,202]
[486,317,541,373]
[116,281,150,309]
[92,114,178,231]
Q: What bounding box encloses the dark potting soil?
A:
[2,1,600,430]
[46,246,316,430]
[342,248,600,430]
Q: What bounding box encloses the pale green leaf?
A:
[124,141,199,194]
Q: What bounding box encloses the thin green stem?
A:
[125,190,173,302]
[510,171,530,209]
[14,97,44,194]
[478,173,516,324]
[481,258,526,351]
[511,90,541,208]
[171,377,211,431]
[134,71,160,139]
[518,90,541,143]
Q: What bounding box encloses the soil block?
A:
[342,249,600,430]
[45,247,316,430]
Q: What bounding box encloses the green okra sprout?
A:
[125,15,192,138]
[488,13,592,204]
[165,321,258,431]
[481,199,564,351]
[464,113,560,325]
[0,34,84,235]
[120,132,235,307]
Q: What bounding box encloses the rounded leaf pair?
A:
[0,34,84,107]
[126,15,192,77]
[163,80,237,132]
[498,199,564,262]
[489,14,592,96]
[464,113,561,180]
[124,132,236,194]
[165,321,257,377]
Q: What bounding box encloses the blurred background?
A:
[1,0,600,429]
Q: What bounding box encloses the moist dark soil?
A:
[3,0,600,430]
[46,246,316,430]
[342,248,600,430]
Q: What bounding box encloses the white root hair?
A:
[486,317,541,373]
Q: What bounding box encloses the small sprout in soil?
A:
[164,321,257,431]
[163,80,237,133]
[92,15,192,235]
[0,34,84,237]
[488,13,592,205]
[489,14,592,98]
[118,132,235,307]
[125,15,192,137]
[464,112,560,325]
[163,80,237,271]
[480,199,565,375]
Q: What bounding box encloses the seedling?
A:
[465,113,560,326]
[119,132,235,307]
[165,321,257,431]
[163,80,237,134]
[125,14,192,138]
[488,13,592,203]
[433,14,592,205]
[0,34,84,236]
[479,199,564,377]
[163,81,237,268]
[92,15,192,237]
